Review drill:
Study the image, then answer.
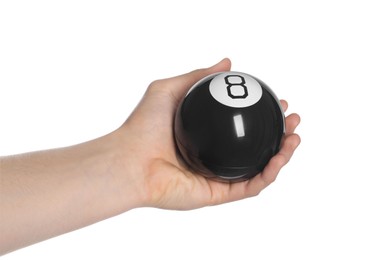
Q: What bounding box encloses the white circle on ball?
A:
[209,72,263,108]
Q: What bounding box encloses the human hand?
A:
[119,58,301,210]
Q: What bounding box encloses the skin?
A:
[0,58,301,255]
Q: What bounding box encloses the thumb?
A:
[152,58,232,103]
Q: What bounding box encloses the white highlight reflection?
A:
[233,114,245,138]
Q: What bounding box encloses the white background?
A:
[1,1,366,259]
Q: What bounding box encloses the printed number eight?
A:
[225,75,248,99]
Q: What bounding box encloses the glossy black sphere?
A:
[174,71,285,182]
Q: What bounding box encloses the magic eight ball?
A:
[174,71,285,182]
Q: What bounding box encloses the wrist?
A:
[102,127,147,212]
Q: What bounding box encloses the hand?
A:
[119,58,301,210]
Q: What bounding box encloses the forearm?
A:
[0,131,140,255]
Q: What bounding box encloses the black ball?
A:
[174,71,285,182]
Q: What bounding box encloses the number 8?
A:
[225,75,248,99]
